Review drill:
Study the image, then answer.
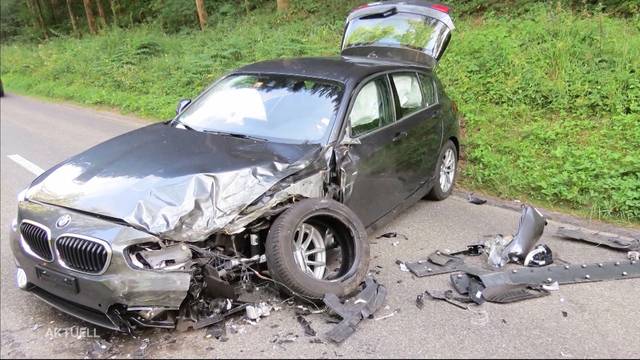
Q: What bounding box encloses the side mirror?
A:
[176,99,191,115]
[340,134,361,146]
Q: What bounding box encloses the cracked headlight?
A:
[127,242,193,271]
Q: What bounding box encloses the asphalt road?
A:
[1,94,639,359]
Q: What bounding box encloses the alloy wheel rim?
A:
[293,222,327,279]
[439,148,456,192]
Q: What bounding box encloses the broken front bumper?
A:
[10,201,191,331]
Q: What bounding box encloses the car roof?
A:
[233,56,430,85]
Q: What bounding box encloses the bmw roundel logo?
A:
[56,214,71,229]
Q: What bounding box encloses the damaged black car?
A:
[10,1,459,331]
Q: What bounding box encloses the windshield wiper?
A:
[203,130,268,142]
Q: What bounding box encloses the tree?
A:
[276,0,288,12]
[47,0,58,24]
[195,0,207,31]
[82,0,97,34]
[66,0,80,37]
[95,0,107,28]
[108,0,118,26]
[27,0,49,39]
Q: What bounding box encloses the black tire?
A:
[426,139,458,201]
[265,198,370,300]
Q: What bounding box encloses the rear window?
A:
[343,12,448,55]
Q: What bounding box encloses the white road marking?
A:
[7,154,44,176]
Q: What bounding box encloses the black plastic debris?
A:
[450,272,472,295]
[524,244,553,267]
[481,284,549,303]
[467,193,487,205]
[415,294,425,310]
[323,277,387,343]
[562,311,568,318]
[405,251,485,278]
[424,289,472,309]
[428,251,462,266]
[478,260,640,288]
[296,315,317,337]
[466,277,486,305]
[556,227,640,252]
[376,232,408,240]
[449,244,485,257]
[446,260,640,307]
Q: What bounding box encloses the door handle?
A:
[392,131,408,142]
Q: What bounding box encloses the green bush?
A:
[1,2,638,222]
[438,5,640,221]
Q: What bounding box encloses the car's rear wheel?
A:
[265,198,369,299]
[426,139,458,200]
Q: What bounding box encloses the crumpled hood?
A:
[27,123,322,241]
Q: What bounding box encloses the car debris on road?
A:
[376,232,409,240]
[467,193,487,205]
[404,204,640,308]
[556,226,640,252]
[486,205,547,268]
[322,277,387,343]
[296,315,317,337]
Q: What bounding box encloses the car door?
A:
[340,74,410,226]
[386,72,442,196]
[416,72,444,181]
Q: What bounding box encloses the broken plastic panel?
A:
[481,284,549,304]
[556,226,640,252]
[323,277,387,343]
[406,249,488,277]
[479,259,640,288]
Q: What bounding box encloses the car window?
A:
[349,77,393,137]
[391,73,423,118]
[418,73,437,107]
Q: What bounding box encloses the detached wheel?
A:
[265,198,369,299]
[427,139,458,200]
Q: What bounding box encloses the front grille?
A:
[56,236,110,274]
[20,221,53,261]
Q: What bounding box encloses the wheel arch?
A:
[448,136,460,159]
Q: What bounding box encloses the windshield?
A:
[175,74,343,143]
[343,12,450,57]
